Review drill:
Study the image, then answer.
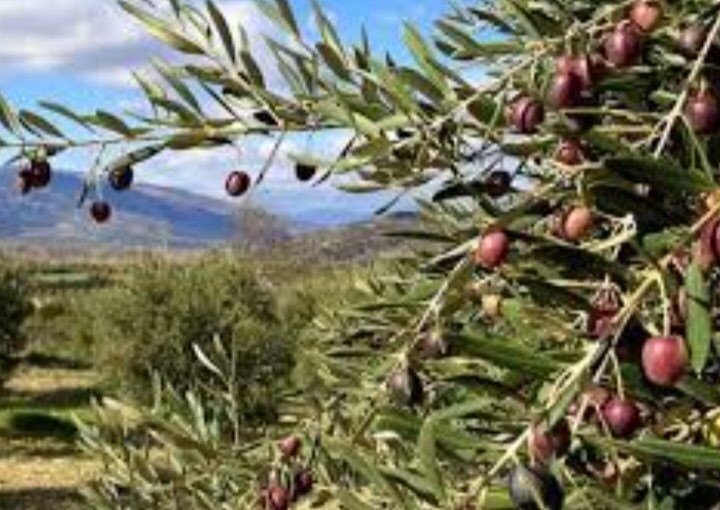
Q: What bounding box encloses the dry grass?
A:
[0,365,100,510]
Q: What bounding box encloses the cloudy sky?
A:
[0,0,445,217]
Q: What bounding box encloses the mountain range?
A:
[0,169,413,249]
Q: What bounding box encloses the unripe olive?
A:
[602,397,642,438]
[604,22,642,67]
[387,367,424,407]
[686,90,720,135]
[508,464,564,510]
[629,0,663,33]
[475,230,510,269]
[641,336,688,387]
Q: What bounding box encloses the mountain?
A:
[0,170,237,248]
[0,169,416,249]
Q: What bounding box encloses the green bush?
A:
[0,261,32,360]
[90,255,300,421]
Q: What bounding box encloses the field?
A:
[0,216,415,508]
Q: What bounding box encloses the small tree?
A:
[8,0,720,508]
[0,260,32,381]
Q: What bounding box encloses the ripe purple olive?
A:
[555,55,603,90]
[484,170,512,198]
[686,90,720,135]
[641,336,688,387]
[292,469,314,500]
[698,217,720,270]
[630,0,663,32]
[17,168,33,195]
[604,22,642,67]
[266,486,290,510]
[475,230,510,269]
[29,160,51,189]
[602,397,642,438]
[278,436,302,459]
[109,166,134,191]
[508,464,564,510]
[507,97,545,134]
[387,367,424,407]
[225,171,251,197]
[560,207,594,242]
[528,419,571,464]
[547,72,583,109]
[295,163,317,182]
[679,24,708,57]
[554,140,584,166]
[90,201,112,224]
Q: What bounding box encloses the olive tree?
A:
[9,0,720,508]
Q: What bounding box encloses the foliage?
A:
[83,255,300,423]
[8,0,720,508]
[0,260,32,378]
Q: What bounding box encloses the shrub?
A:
[0,260,32,362]
[89,255,298,422]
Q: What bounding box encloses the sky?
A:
[0,0,447,218]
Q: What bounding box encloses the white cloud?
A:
[0,0,273,87]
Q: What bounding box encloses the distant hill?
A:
[0,169,418,250]
[0,170,237,248]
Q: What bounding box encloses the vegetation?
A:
[6,0,720,509]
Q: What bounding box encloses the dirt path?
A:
[0,365,100,509]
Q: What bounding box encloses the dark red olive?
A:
[225,171,251,197]
[90,201,112,224]
[679,24,708,57]
[266,486,290,510]
[641,336,688,387]
[109,166,134,191]
[292,470,314,499]
[17,168,33,195]
[554,140,584,166]
[29,160,51,188]
[604,22,642,67]
[475,230,510,269]
[528,419,571,464]
[387,367,423,407]
[295,163,317,182]
[698,217,720,270]
[630,0,663,33]
[686,90,720,135]
[484,170,512,198]
[555,55,603,90]
[507,97,545,134]
[547,72,583,109]
[278,436,301,459]
[602,397,642,438]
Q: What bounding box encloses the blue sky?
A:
[0,0,446,217]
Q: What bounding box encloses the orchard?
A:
[6,0,720,508]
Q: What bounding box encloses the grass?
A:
[0,361,100,510]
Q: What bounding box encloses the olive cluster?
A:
[258,436,315,510]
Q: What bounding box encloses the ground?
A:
[0,360,99,509]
